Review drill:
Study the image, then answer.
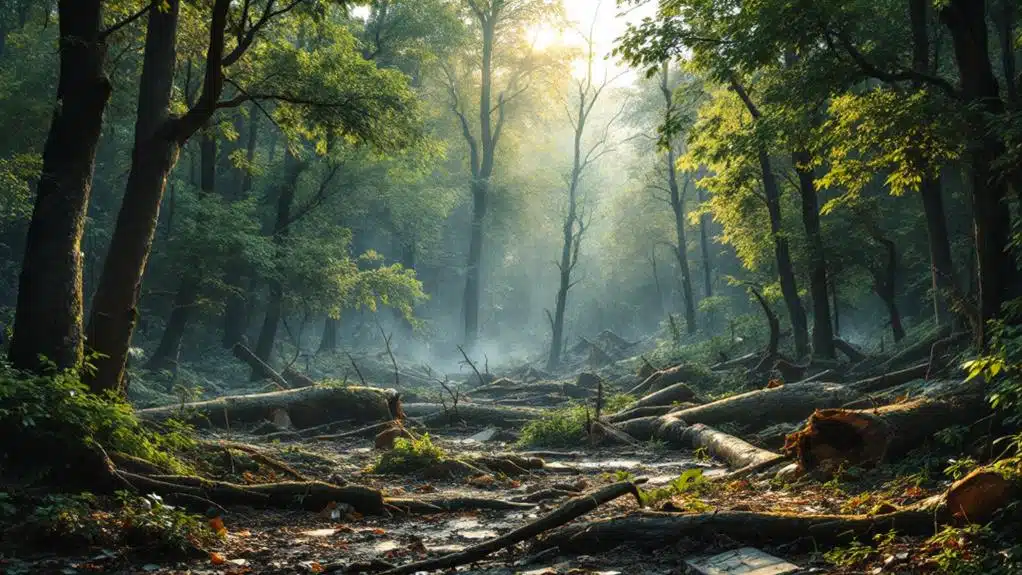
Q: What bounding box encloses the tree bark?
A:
[697,185,713,299]
[869,234,906,342]
[318,317,339,354]
[223,105,260,347]
[941,0,1019,346]
[787,383,989,475]
[86,0,232,393]
[661,69,697,333]
[8,0,112,373]
[137,384,395,429]
[793,150,835,358]
[909,0,956,326]
[146,127,216,372]
[232,342,290,389]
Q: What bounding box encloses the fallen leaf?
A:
[235,529,252,537]
[308,561,324,573]
[209,516,227,536]
[210,552,227,565]
[371,528,387,535]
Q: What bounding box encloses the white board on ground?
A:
[685,547,800,575]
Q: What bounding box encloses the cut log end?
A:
[785,409,890,473]
[947,468,1017,525]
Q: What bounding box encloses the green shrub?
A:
[370,433,446,474]
[639,468,709,507]
[0,366,195,484]
[517,394,634,448]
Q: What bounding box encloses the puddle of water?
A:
[458,529,498,540]
[300,528,338,537]
[374,541,400,552]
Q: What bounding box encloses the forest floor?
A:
[4,330,1020,575]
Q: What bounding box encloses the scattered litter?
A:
[685,547,800,575]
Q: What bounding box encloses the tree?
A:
[442,0,556,349]
[546,10,621,369]
[8,0,113,373]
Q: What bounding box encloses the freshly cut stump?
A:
[786,387,989,474]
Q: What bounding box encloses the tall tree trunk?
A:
[910,0,955,326]
[995,0,1018,106]
[252,150,303,379]
[870,235,906,343]
[729,75,809,358]
[86,0,232,392]
[761,148,809,358]
[85,0,182,392]
[146,126,216,371]
[8,0,111,373]
[463,179,486,348]
[941,0,1019,346]
[831,279,840,337]
[223,105,260,347]
[793,150,835,358]
[668,155,697,334]
[697,186,713,299]
[318,317,339,354]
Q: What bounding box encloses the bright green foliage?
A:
[516,394,635,447]
[0,153,38,223]
[639,467,708,507]
[0,367,195,482]
[370,433,446,474]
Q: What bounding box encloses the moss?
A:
[369,433,447,474]
[517,394,634,448]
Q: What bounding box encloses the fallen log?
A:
[833,339,867,363]
[232,343,290,389]
[665,381,861,431]
[848,362,929,394]
[872,325,951,373]
[377,480,645,575]
[540,466,1020,553]
[137,385,394,429]
[627,364,716,397]
[680,424,785,470]
[710,352,759,372]
[606,405,677,423]
[403,403,541,428]
[627,382,702,410]
[281,366,316,388]
[384,496,536,513]
[786,382,990,474]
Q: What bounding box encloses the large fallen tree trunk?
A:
[137,385,394,428]
[538,466,1017,554]
[626,382,701,410]
[710,352,760,372]
[786,382,990,474]
[664,382,861,431]
[376,480,645,575]
[680,423,785,470]
[848,362,929,394]
[403,403,541,428]
[868,325,952,374]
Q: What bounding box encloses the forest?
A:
[1,0,1022,573]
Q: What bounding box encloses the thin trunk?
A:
[910,0,955,326]
[9,0,111,373]
[831,278,840,337]
[793,150,835,358]
[668,157,697,334]
[86,0,231,392]
[146,126,215,371]
[871,236,906,343]
[729,75,809,358]
[697,186,713,299]
[252,150,303,379]
[941,0,1019,346]
[223,106,259,348]
[995,0,1017,105]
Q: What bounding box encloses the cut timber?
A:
[680,424,785,470]
[710,352,759,371]
[607,404,697,424]
[536,508,938,553]
[232,343,290,389]
[628,382,701,410]
[848,363,929,394]
[786,383,990,474]
[403,403,540,428]
[667,382,860,431]
[137,385,393,428]
[628,363,716,396]
[378,480,645,575]
[538,468,1019,553]
[281,366,316,388]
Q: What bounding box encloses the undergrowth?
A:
[370,433,447,473]
[516,394,635,447]
[0,491,220,556]
[0,366,196,484]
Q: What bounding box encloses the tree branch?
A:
[100,0,157,40]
